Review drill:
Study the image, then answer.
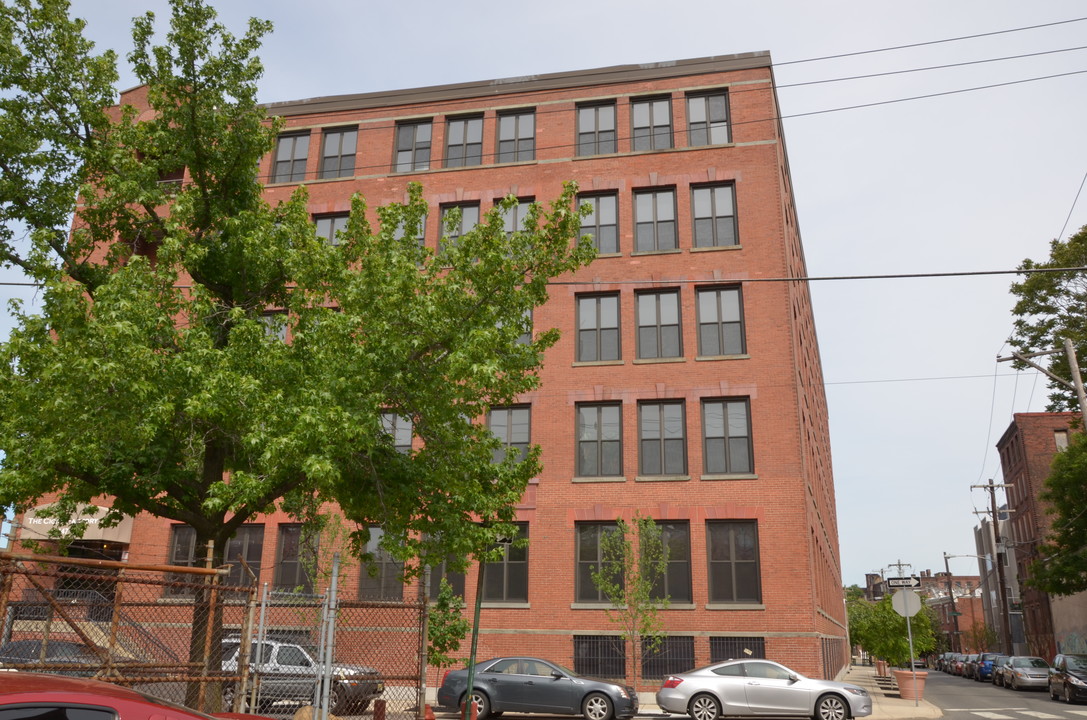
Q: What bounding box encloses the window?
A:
[632,97,672,151]
[573,635,625,680]
[636,290,681,359]
[639,401,686,475]
[429,557,466,600]
[358,527,404,601]
[709,636,766,662]
[702,399,752,474]
[1056,430,1070,450]
[687,91,730,146]
[394,120,432,172]
[576,294,620,362]
[692,185,737,247]
[446,115,483,168]
[576,522,620,602]
[319,127,357,179]
[274,524,317,593]
[707,520,761,603]
[273,132,310,183]
[166,524,197,595]
[634,189,677,252]
[642,636,694,679]
[697,287,745,356]
[392,213,427,249]
[260,312,287,342]
[652,522,692,602]
[489,406,530,463]
[315,213,349,245]
[577,403,622,477]
[381,412,413,453]
[498,111,535,162]
[577,103,616,156]
[500,198,535,238]
[482,523,528,602]
[222,525,264,586]
[579,193,618,254]
[439,203,480,251]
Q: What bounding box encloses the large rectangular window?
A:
[223,525,264,587]
[577,403,622,477]
[634,189,677,252]
[358,527,404,601]
[394,120,432,172]
[439,203,480,252]
[577,103,616,156]
[482,523,528,602]
[702,398,753,474]
[274,524,317,593]
[319,127,357,179]
[166,524,197,596]
[687,91,731,146]
[707,521,761,603]
[445,116,483,168]
[576,294,620,362]
[381,412,413,453]
[636,290,681,359]
[642,636,694,679]
[500,198,535,238]
[429,557,466,600]
[315,214,348,246]
[632,97,672,151]
[692,185,737,248]
[576,522,620,602]
[709,636,766,662]
[653,522,692,603]
[579,193,618,254]
[573,635,625,681]
[639,401,686,476]
[697,287,745,356]
[498,111,535,162]
[489,406,530,463]
[273,133,309,183]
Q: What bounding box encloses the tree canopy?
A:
[0,0,593,570]
[1028,432,1087,595]
[847,593,936,668]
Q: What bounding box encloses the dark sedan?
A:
[436,657,638,720]
[0,638,133,676]
[1049,653,1087,703]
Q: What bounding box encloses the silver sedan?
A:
[656,659,872,720]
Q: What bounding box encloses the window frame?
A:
[273,523,317,593]
[576,293,621,363]
[576,402,623,477]
[578,193,619,254]
[652,521,692,603]
[573,635,625,681]
[357,527,404,601]
[642,635,694,679]
[702,398,753,475]
[315,213,349,246]
[319,126,357,179]
[636,289,682,359]
[439,202,481,252]
[638,400,687,476]
[692,184,738,248]
[687,90,731,147]
[222,524,264,587]
[393,120,432,172]
[445,115,484,168]
[482,522,528,603]
[381,412,413,454]
[576,102,617,156]
[273,132,310,184]
[634,188,678,252]
[707,520,762,603]
[499,198,536,238]
[709,636,766,662]
[489,405,531,464]
[497,110,536,163]
[575,522,620,603]
[696,286,746,357]
[631,96,673,151]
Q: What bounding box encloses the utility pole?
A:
[972,480,1014,655]
[942,553,960,653]
[997,339,1087,427]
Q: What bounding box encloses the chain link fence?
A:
[0,551,426,719]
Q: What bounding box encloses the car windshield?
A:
[1013,657,1048,668]
[1066,656,1087,671]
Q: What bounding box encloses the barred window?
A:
[573,635,625,680]
[642,636,695,679]
[710,636,766,662]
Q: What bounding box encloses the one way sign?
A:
[886,576,921,588]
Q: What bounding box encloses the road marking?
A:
[1018,713,1064,719]
[1066,713,1087,717]
[970,713,1014,719]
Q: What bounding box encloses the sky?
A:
[4,0,1085,583]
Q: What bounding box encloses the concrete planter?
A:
[893,669,928,700]
[875,659,888,677]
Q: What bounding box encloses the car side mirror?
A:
[789,673,800,683]
[552,670,564,680]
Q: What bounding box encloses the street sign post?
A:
[887,576,921,588]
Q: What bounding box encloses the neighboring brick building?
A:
[997,412,1081,659]
[13,53,847,686]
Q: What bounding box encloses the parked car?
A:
[961,654,981,680]
[437,656,638,720]
[993,656,1014,686]
[655,658,872,720]
[221,638,383,715]
[975,653,1007,682]
[950,653,967,676]
[0,638,133,676]
[1049,653,1087,703]
[0,672,273,720]
[1001,656,1051,691]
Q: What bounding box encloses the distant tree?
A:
[844,584,866,602]
[966,620,997,653]
[1026,432,1087,595]
[427,577,470,678]
[849,595,936,668]
[1009,223,1087,411]
[590,513,670,688]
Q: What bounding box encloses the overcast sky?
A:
[6,0,1085,584]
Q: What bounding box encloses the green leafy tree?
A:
[0,0,593,706]
[427,577,471,678]
[589,513,670,688]
[1010,224,1087,411]
[1028,432,1087,594]
[847,595,936,668]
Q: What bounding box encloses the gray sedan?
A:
[656,659,871,720]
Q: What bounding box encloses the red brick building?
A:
[14,53,846,686]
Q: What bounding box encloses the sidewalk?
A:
[838,664,943,720]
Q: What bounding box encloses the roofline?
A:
[264,52,772,117]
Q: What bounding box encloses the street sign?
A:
[886,575,921,588]
[892,589,922,617]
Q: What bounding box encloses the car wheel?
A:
[222,684,247,713]
[1065,685,1074,704]
[330,683,349,715]
[814,694,850,720]
[462,690,490,720]
[1051,684,1061,701]
[582,692,614,720]
[1011,676,1020,691]
[688,693,722,720]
